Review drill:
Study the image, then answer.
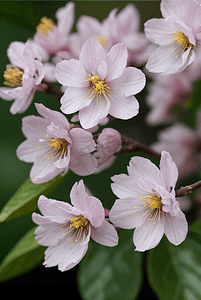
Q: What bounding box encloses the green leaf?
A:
[148,233,201,300]
[78,229,143,300]
[0,173,68,222]
[0,226,45,282]
[189,218,201,236]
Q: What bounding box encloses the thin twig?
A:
[115,135,161,160]
[42,82,64,100]
[175,180,201,197]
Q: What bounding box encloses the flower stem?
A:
[42,82,63,100]
[175,180,201,197]
[115,135,161,159]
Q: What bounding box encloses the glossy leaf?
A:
[0,226,45,282]
[78,229,143,300]
[0,173,68,222]
[148,233,201,300]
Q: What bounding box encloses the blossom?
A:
[109,151,188,251]
[144,0,201,75]
[32,180,118,271]
[17,103,97,183]
[94,128,122,173]
[0,41,45,114]
[55,37,146,129]
[151,122,201,178]
[70,3,150,66]
[34,2,75,57]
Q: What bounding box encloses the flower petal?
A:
[55,59,88,87]
[79,37,106,74]
[79,95,110,129]
[159,151,178,192]
[105,43,128,81]
[128,156,166,189]
[111,173,145,199]
[44,236,88,271]
[109,94,139,119]
[133,216,164,251]
[70,180,105,227]
[60,86,92,115]
[164,212,188,245]
[109,197,146,229]
[111,67,146,97]
[91,220,119,246]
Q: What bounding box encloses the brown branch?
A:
[42,82,64,100]
[115,135,161,160]
[175,180,201,197]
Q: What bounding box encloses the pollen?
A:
[36,17,54,35]
[139,193,163,210]
[94,35,108,48]
[3,65,24,87]
[46,136,68,159]
[86,71,110,98]
[61,215,89,245]
[169,31,193,57]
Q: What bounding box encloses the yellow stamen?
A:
[139,193,163,210]
[36,17,54,35]
[46,136,68,159]
[169,31,193,57]
[138,193,164,224]
[3,65,23,87]
[94,35,108,48]
[86,71,110,98]
[61,215,89,245]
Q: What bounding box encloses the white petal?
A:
[133,215,164,251]
[111,174,145,199]
[109,94,139,119]
[164,212,188,245]
[91,220,119,246]
[109,198,146,229]
[79,95,110,129]
[60,87,92,115]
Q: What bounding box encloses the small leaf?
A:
[148,233,201,300]
[78,229,143,300]
[0,226,45,282]
[0,173,68,222]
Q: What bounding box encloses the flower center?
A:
[37,134,68,160]
[61,215,89,245]
[36,17,54,35]
[169,31,193,57]
[136,193,164,224]
[140,193,163,210]
[94,35,108,48]
[3,65,24,87]
[86,71,110,98]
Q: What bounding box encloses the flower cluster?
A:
[3,0,201,274]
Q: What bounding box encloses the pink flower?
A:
[109,151,188,251]
[32,180,118,271]
[55,37,146,129]
[144,0,201,75]
[17,103,97,183]
[151,123,200,178]
[34,2,75,57]
[0,41,45,114]
[70,4,150,66]
[94,128,122,173]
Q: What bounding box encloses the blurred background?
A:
[0,1,170,299]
